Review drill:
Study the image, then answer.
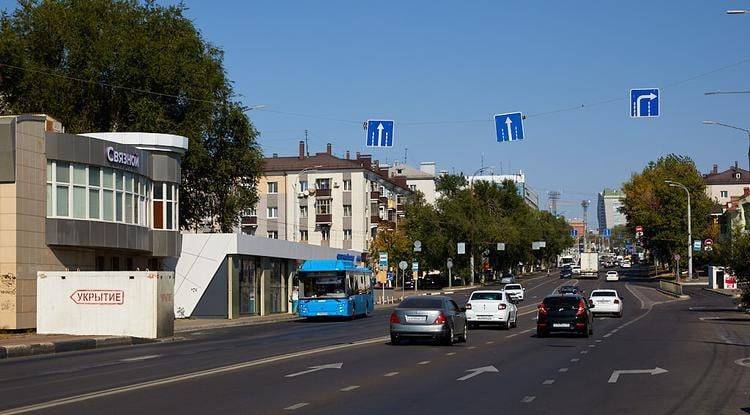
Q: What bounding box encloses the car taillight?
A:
[498,303,507,310]
[614,299,620,304]
[433,313,447,325]
[576,300,586,316]
[538,303,547,315]
[389,312,400,324]
[466,303,472,310]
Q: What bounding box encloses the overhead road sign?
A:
[494,112,524,142]
[366,120,394,147]
[630,88,659,118]
[602,229,611,237]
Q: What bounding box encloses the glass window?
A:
[343,180,352,191]
[166,183,173,199]
[88,167,100,187]
[116,192,123,221]
[343,205,352,217]
[321,228,330,240]
[73,164,86,185]
[102,168,114,189]
[300,230,308,241]
[72,186,86,218]
[89,189,100,219]
[315,178,330,189]
[316,199,331,215]
[154,182,163,199]
[134,197,140,225]
[154,201,164,229]
[344,229,352,240]
[56,162,70,183]
[115,171,123,190]
[125,193,133,223]
[124,172,133,192]
[399,297,444,309]
[166,201,173,229]
[299,181,308,192]
[46,161,52,182]
[267,231,278,239]
[300,205,308,218]
[268,182,278,193]
[103,190,114,221]
[56,186,69,216]
[46,184,53,216]
[267,207,278,219]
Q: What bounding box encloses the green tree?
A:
[620,155,713,266]
[0,0,262,231]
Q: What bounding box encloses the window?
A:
[321,228,330,240]
[409,184,417,191]
[267,207,278,219]
[343,229,352,240]
[242,208,257,217]
[267,231,278,239]
[299,205,308,218]
[343,204,352,217]
[300,230,308,241]
[268,182,278,194]
[720,190,728,198]
[299,181,308,192]
[316,199,331,215]
[152,182,178,230]
[315,178,331,190]
[343,180,352,191]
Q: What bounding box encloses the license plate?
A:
[317,312,328,316]
[477,315,492,320]
[553,323,570,328]
[405,315,427,323]
[598,300,610,303]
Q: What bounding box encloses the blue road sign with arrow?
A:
[495,112,524,142]
[602,228,611,237]
[366,120,394,147]
[630,88,659,118]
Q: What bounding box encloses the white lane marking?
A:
[559,368,569,372]
[340,385,360,392]
[446,352,456,356]
[456,366,500,381]
[120,355,161,362]
[625,283,647,310]
[580,350,588,354]
[0,336,389,415]
[570,358,580,362]
[735,357,750,368]
[520,328,535,334]
[285,403,309,410]
[543,379,555,385]
[285,362,343,378]
[506,334,519,338]
[384,372,399,377]
[603,333,612,338]
[608,367,668,383]
[468,346,477,350]
[596,340,602,343]
[417,361,431,365]
[486,341,495,344]
[589,345,596,348]
[521,396,536,403]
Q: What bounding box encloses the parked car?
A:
[571,266,582,275]
[503,284,525,301]
[536,294,594,337]
[390,296,468,345]
[500,274,516,284]
[589,289,623,318]
[605,270,619,282]
[465,290,518,329]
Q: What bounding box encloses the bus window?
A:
[301,274,346,298]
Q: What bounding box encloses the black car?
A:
[560,267,573,279]
[536,294,594,337]
[421,274,445,290]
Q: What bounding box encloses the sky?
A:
[2,1,750,220]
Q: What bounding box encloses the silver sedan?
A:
[389,296,468,345]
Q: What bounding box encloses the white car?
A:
[571,266,582,275]
[589,289,623,317]
[503,283,525,301]
[620,261,631,268]
[465,290,518,329]
[605,270,619,281]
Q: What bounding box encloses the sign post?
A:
[412,262,419,292]
[399,260,408,297]
[447,258,454,288]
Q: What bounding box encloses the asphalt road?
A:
[1,269,748,415]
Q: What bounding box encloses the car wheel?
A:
[459,324,468,343]
[390,334,400,345]
[617,311,623,318]
[442,326,455,346]
[536,328,546,338]
[510,314,517,328]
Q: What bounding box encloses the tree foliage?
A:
[0,0,263,231]
[620,155,712,265]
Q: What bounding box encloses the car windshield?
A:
[399,297,444,309]
[544,297,580,307]
[560,286,577,292]
[592,291,617,297]
[470,292,503,301]
[505,285,521,290]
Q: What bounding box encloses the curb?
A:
[0,336,156,360]
[656,288,690,299]
[701,288,741,298]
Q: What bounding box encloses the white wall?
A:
[707,184,750,205]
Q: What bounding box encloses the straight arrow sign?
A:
[456,365,499,381]
[284,362,343,378]
[608,367,668,383]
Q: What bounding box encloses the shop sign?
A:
[106,147,140,168]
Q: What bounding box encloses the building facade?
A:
[240,142,412,253]
[704,163,750,205]
[468,171,539,209]
[597,188,626,231]
[388,161,438,205]
[0,114,187,329]
[718,187,750,237]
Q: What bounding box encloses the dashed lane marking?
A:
[506,334,519,338]
[570,358,579,362]
[603,333,612,338]
[284,403,309,410]
[543,379,555,385]
[521,396,536,403]
[589,345,596,348]
[468,346,477,350]
[384,372,399,377]
[559,368,569,372]
[580,350,588,354]
[120,355,161,362]
[340,386,360,392]
[596,340,602,343]
[486,341,495,344]
[520,328,535,334]
[417,361,431,365]
[446,352,456,356]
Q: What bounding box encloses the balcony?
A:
[241,216,258,226]
[370,191,380,200]
[378,196,388,205]
[315,188,332,198]
[397,204,405,212]
[316,214,332,225]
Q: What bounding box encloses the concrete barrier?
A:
[658,279,684,297]
[37,271,174,339]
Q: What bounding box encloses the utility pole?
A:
[666,180,693,280]
[304,130,309,157]
[581,200,590,252]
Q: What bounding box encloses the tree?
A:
[620,155,713,266]
[368,227,412,274]
[0,0,263,231]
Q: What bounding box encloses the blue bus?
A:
[297,259,375,318]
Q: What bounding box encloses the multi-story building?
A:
[704,162,750,205]
[468,171,539,209]
[719,187,750,237]
[388,161,438,205]
[1,114,187,329]
[242,141,412,253]
[597,188,626,231]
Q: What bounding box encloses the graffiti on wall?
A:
[0,273,16,312]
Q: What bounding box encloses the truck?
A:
[579,252,599,278]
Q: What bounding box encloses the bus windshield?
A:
[300,273,347,298]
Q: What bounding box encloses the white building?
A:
[704,162,750,205]
[597,188,626,231]
[467,171,539,209]
[388,161,438,205]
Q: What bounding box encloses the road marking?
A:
[625,283,647,310]
[340,385,360,392]
[734,357,750,368]
[468,346,477,350]
[570,358,579,362]
[603,333,612,338]
[506,334,519,338]
[0,336,389,415]
[456,365,500,381]
[521,396,536,403]
[120,354,161,362]
[486,341,495,344]
[285,362,343,378]
[520,328,535,334]
[608,367,668,383]
[589,345,596,348]
[596,340,602,343]
[285,403,309,410]
[559,368,569,372]
[543,379,555,385]
[580,350,588,354]
[417,361,431,365]
[384,372,399,377]
[446,352,456,356]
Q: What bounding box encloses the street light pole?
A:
[665,180,692,280]
[468,166,494,285]
[702,120,750,170]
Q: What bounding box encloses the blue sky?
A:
[3,1,750,219]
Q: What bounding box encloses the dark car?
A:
[536,294,594,337]
[560,266,573,279]
[421,274,445,290]
[557,285,584,296]
[390,296,468,345]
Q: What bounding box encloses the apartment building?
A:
[597,188,626,231]
[704,162,750,205]
[388,161,438,205]
[241,142,412,253]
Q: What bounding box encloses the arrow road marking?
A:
[636,93,657,117]
[377,123,384,146]
[456,365,499,381]
[285,362,343,378]
[505,117,513,140]
[608,367,668,383]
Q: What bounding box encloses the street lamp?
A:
[704,91,750,95]
[665,180,693,280]
[243,104,268,111]
[702,120,750,170]
[726,9,749,14]
[467,166,495,286]
[293,165,323,241]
